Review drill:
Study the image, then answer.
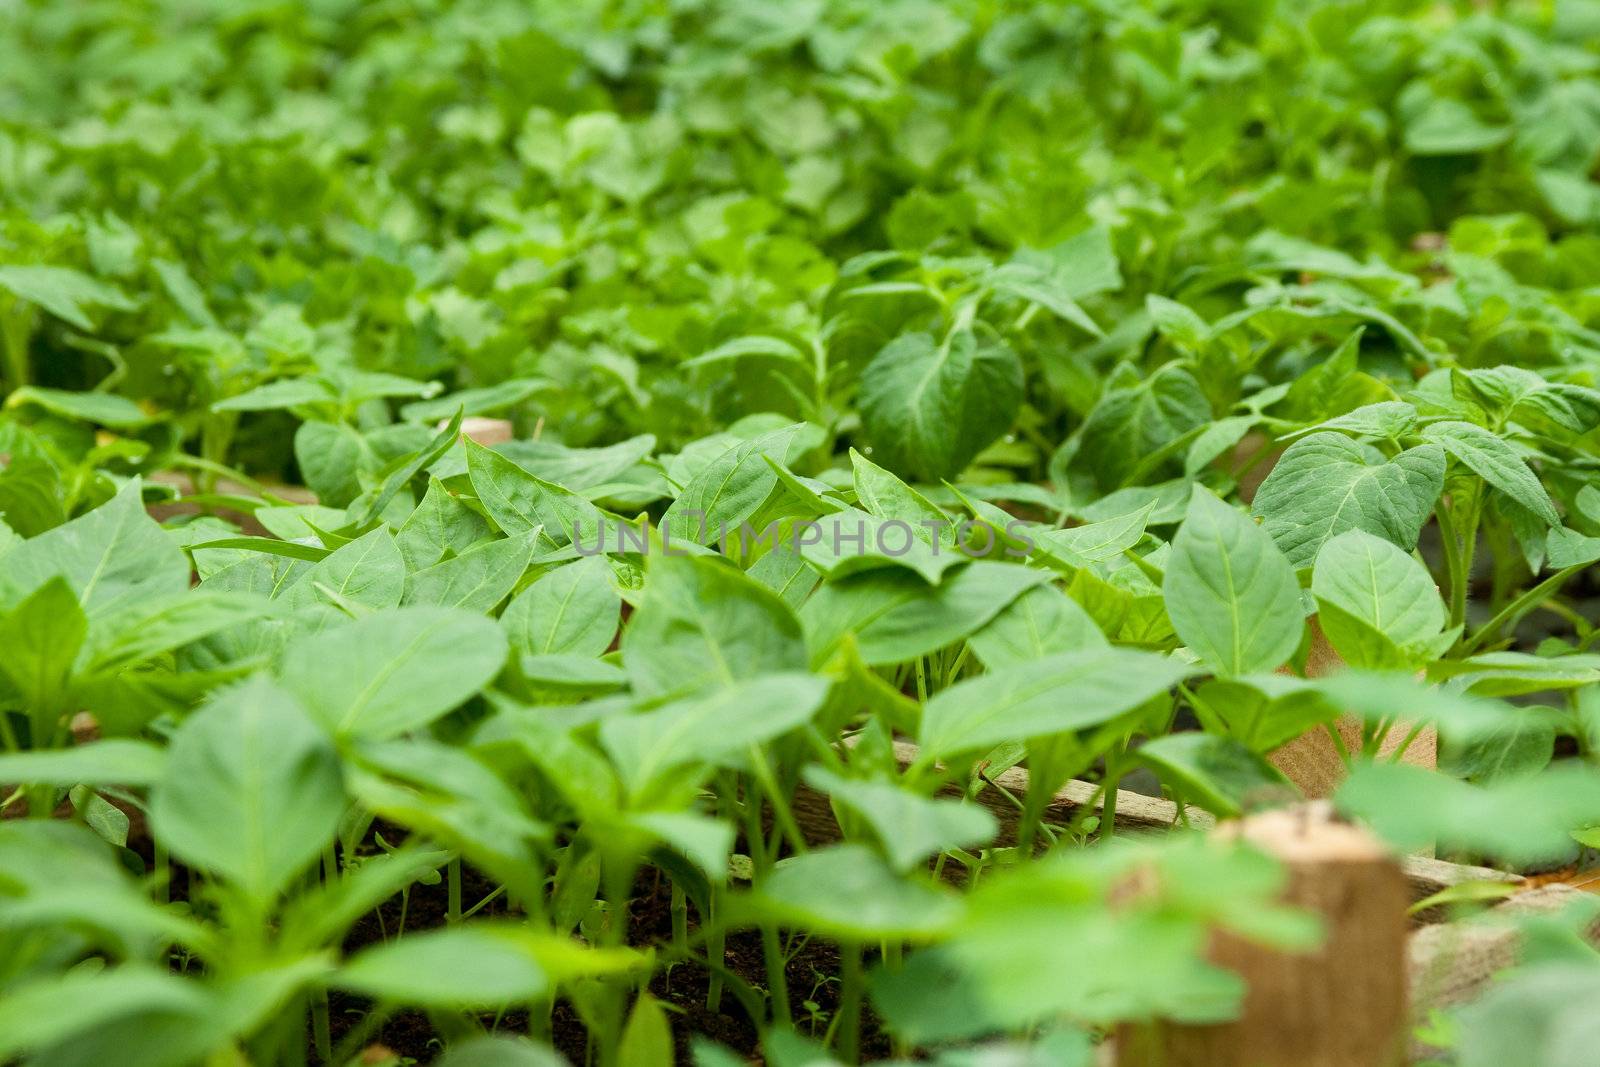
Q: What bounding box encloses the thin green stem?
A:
[836,942,863,1063]
[1460,565,1583,655]
[311,992,332,1064]
[671,880,688,949]
[763,925,792,1028]
[1435,501,1467,631]
[0,301,32,394]
[447,857,462,924]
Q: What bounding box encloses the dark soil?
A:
[324,858,893,1065]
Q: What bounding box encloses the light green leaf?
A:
[466,438,601,547]
[1166,488,1304,676]
[859,329,1024,482]
[149,676,345,903]
[0,480,190,621]
[600,672,830,796]
[4,386,153,428]
[1312,529,1447,665]
[733,845,961,941]
[404,532,536,612]
[662,425,800,545]
[0,264,135,329]
[920,647,1194,759]
[966,584,1107,670]
[501,555,620,656]
[801,561,1047,667]
[280,606,508,739]
[1422,420,1561,526]
[1136,733,1292,817]
[622,555,806,700]
[803,766,997,871]
[335,926,548,1008]
[1251,433,1445,567]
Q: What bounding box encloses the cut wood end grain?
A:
[441,416,514,446]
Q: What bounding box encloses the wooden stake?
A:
[442,416,514,446]
[1269,619,1437,798]
[1118,803,1409,1067]
[790,740,1515,902]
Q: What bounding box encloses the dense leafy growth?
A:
[4,1,1600,1064]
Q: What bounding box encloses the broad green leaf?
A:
[149,676,344,903]
[346,410,462,529]
[681,335,806,370]
[1421,420,1561,526]
[501,555,620,656]
[1548,526,1600,569]
[335,926,548,1008]
[850,448,951,536]
[1189,677,1335,752]
[803,766,997,871]
[662,425,801,545]
[733,845,961,941]
[495,435,657,492]
[404,531,536,611]
[919,647,1195,759]
[1338,760,1600,866]
[1455,965,1600,1067]
[0,576,86,714]
[1299,401,1418,440]
[0,968,222,1067]
[0,739,165,787]
[622,555,806,700]
[1312,529,1447,666]
[859,329,1024,481]
[797,507,965,583]
[0,480,189,620]
[397,479,493,570]
[466,438,601,546]
[1136,734,1293,817]
[1165,488,1304,676]
[966,584,1107,669]
[801,561,1048,667]
[400,377,545,422]
[1034,504,1153,569]
[293,420,370,507]
[4,386,153,428]
[1251,433,1445,567]
[0,264,135,329]
[618,994,675,1067]
[280,607,508,739]
[85,589,269,671]
[212,379,337,413]
[1076,364,1210,489]
[600,672,830,796]
[283,526,406,611]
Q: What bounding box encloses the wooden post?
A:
[1269,619,1437,798]
[1119,803,1409,1067]
[444,416,514,446]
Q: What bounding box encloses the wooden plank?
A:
[794,739,1518,903]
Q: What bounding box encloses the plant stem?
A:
[311,992,332,1064]
[705,883,725,1013]
[154,841,170,906]
[447,857,462,924]
[0,300,32,395]
[836,942,863,1063]
[1099,741,1127,842]
[763,924,792,1028]
[1435,501,1467,630]
[1460,564,1582,655]
[671,880,688,949]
